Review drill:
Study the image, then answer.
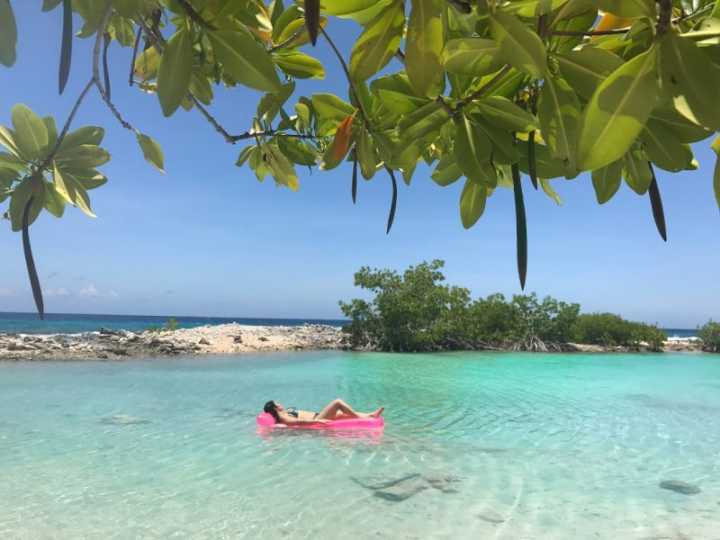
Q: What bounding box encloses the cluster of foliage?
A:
[697,320,720,352]
[2,1,720,318]
[572,313,667,351]
[146,317,180,332]
[339,259,667,352]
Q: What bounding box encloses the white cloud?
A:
[78,284,118,299]
[79,284,99,297]
[0,288,14,297]
[46,287,70,297]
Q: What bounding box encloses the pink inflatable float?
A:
[256,412,384,430]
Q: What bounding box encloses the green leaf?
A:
[431,155,462,187]
[538,75,580,168]
[406,0,444,97]
[58,126,105,152]
[518,142,571,179]
[712,136,720,212]
[474,96,538,132]
[371,74,427,120]
[490,11,548,78]
[209,29,281,92]
[591,161,622,204]
[236,145,255,167]
[311,93,355,135]
[42,0,63,11]
[44,181,66,218]
[56,145,110,169]
[556,47,623,101]
[73,0,110,38]
[443,38,502,77]
[272,50,325,79]
[356,127,378,179]
[0,151,24,174]
[278,136,317,166]
[459,179,487,229]
[42,116,58,155]
[257,82,295,123]
[349,1,404,82]
[189,71,213,105]
[576,46,659,171]
[0,0,17,67]
[596,0,655,18]
[157,29,193,117]
[398,101,450,141]
[641,120,694,172]
[659,33,720,131]
[453,114,496,187]
[540,178,562,205]
[136,134,165,173]
[322,0,392,24]
[0,126,21,158]
[623,149,652,195]
[649,107,711,143]
[51,164,97,218]
[265,143,299,191]
[9,178,44,232]
[474,120,520,165]
[134,46,160,81]
[11,105,49,161]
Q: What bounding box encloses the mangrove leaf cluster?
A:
[1,0,720,316]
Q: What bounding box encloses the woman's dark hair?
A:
[264,400,279,423]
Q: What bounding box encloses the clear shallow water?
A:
[0,312,346,334]
[1,352,719,539]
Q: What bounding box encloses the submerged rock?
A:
[659,480,701,495]
[477,510,506,524]
[100,415,151,426]
[351,473,461,502]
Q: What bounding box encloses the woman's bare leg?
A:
[316,399,359,420]
[316,400,385,420]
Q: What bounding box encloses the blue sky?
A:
[0,4,718,327]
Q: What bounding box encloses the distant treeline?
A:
[339,260,669,353]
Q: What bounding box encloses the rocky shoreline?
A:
[0,324,706,361]
[0,323,346,361]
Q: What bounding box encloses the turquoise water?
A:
[0,312,346,334]
[1,352,719,539]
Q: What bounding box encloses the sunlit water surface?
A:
[1,352,719,539]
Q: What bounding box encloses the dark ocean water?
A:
[0,312,347,334]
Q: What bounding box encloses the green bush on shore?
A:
[340,260,667,352]
[698,321,720,353]
[572,313,666,352]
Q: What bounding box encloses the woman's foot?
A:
[370,407,384,418]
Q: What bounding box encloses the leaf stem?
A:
[319,26,371,129]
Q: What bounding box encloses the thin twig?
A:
[95,81,139,133]
[176,0,216,30]
[550,28,631,36]
[320,26,370,128]
[129,26,142,86]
